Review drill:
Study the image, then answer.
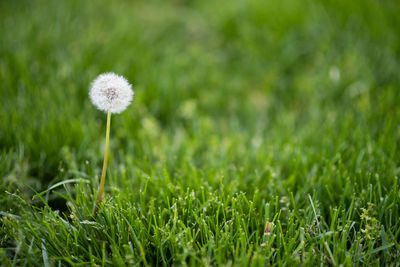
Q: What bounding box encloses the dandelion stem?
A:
[94,111,111,215]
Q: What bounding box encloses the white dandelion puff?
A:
[89,72,134,215]
[89,72,134,114]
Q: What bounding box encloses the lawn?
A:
[1,0,400,265]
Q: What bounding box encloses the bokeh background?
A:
[1,0,399,186]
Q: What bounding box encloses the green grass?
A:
[1,0,400,265]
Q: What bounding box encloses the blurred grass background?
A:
[1,0,400,265]
[1,0,399,186]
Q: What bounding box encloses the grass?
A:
[1,0,400,265]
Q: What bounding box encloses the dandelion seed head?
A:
[89,72,134,114]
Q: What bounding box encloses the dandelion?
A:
[89,72,134,215]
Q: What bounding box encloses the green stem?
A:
[94,111,111,216]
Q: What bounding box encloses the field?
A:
[1,0,400,265]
